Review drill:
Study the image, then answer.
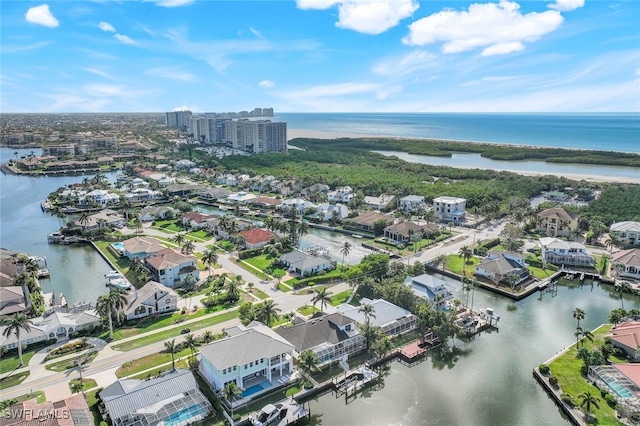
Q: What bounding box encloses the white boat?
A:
[250,403,284,426]
[106,276,131,290]
[104,270,122,279]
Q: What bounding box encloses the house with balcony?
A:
[364,194,396,211]
[182,211,217,230]
[144,248,198,288]
[610,221,640,247]
[383,221,437,245]
[539,237,594,267]
[327,186,355,204]
[199,323,295,401]
[475,251,530,286]
[433,196,466,223]
[275,313,365,366]
[100,369,212,426]
[123,236,166,259]
[124,187,162,203]
[78,189,120,207]
[123,280,178,320]
[316,203,350,222]
[536,207,580,238]
[611,249,640,280]
[278,198,317,215]
[403,274,454,309]
[337,298,418,338]
[399,195,425,213]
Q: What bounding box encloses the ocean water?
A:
[275,113,640,154]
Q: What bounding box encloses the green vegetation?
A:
[69,378,98,393]
[128,358,190,380]
[297,305,320,316]
[0,372,30,390]
[330,289,353,306]
[0,391,45,411]
[249,287,269,300]
[116,349,191,378]
[45,350,98,372]
[112,310,240,351]
[44,339,93,361]
[85,388,108,426]
[243,254,273,271]
[444,254,481,276]
[0,349,38,374]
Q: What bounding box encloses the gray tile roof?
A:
[199,324,295,371]
[274,313,355,352]
[124,280,177,316]
[337,298,414,329]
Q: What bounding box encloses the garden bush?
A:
[561,393,574,406]
[538,364,550,375]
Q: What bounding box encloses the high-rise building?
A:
[189,116,211,143]
[165,110,192,128]
[265,121,287,153]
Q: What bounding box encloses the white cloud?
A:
[1,41,53,54]
[172,105,199,112]
[548,0,584,12]
[403,0,564,56]
[372,50,437,77]
[287,82,380,98]
[98,21,116,32]
[114,34,137,45]
[83,67,112,79]
[259,80,275,88]
[152,0,194,7]
[25,4,59,28]
[146,67,197,82]
[297,0,419,35]
[249,27,263,38]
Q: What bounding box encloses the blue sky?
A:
[1,0,639,113]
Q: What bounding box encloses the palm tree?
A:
[225,278,241,302]
[311,287,332,314]
[96,288,128,340]
[298,350,320,385]
[0,314,33,365]
[458,245,473,276]
[358,303,376,327]
[182,240,195,255]
[340,241,352,271]
[202,248,218,277]
[172,232,186,247]
[183,333,198,359]
[222,382,243,418]
[70,380,84,394]
[578,391,600,420]
[78,212,90,228]
[201,330,214,344]
[257,300,281,327]
[164,339,178,370]
[572,308,585,329]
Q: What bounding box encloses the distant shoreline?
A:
[287,128,640,185]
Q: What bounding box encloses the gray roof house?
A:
[337,298,418,337]
[275,313,365,366]
[475,252,529,286]
[123,281,178,320]
[100,369,212,426]
[199,323,295,402]
[404,274,454,309]
[279,249,336,277]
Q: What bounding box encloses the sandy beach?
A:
[287,128,640,185]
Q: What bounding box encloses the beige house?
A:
[536,207,580,237]
[611,248,640,280]
[123,280,178,320]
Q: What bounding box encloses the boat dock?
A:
[333,365,379,396]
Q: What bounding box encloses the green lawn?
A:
[0,390,46,407]
[285,268,344,286]
[128,358,190,380]
[0,372,29,390]
[445,254,481,276]
[330,289,353,306]
[297,305,320,316]
[278,282,293,292]
[45,351,98,372]
[235,259,271,280]
[249,287,269,300]
[112,310,240,351]
[153,220,182,232]
[69,378,98,392]
[116,349,191,378]
[548,324,624,426]
[85,388,108,426]
[187,230,211,240]
[0,349,38,374]
[244,254,275,271]
[528,265,557,280]
[94,241,131,275]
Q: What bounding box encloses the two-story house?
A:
[363,194,396,211]
[144,248,198,288]
[433,196,466,222]
[611,249,640,280]
[610,221,640,247]
[327,186,355,204]
[536,207,580,238]
[399,195,425,213]
[404,274,454,310]
[539,237,594,266]
[123,280,178,320]
[475,251,530,286]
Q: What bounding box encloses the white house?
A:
[138,205,177,222]
[227,191,258,204]
[611,248,640,280]
[123,281,178,320]
[610,221,640,247]
[404,274,454,309]
[399,195,425,213]
[199,323,295,401]
[433,196,466,222]
[337,298,418,337]
[79,189,120,206]
[182,211,217,230]
[327,186,355,204]
[279,249,336,277]
[123,236,166,259]
[278,198,317,215]
[144,248,198,288]
[316,203,350,221]
[363,194,395,211]
[124,187,162,202]
[539,237,595,267]
[175,159,196,169]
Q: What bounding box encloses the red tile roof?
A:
[238,228,274,244]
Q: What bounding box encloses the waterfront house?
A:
[300,183,330,199]
[275,313,366,366]
[278,198,317,215]
[337,298,418,337]
[78,189,120,207]
[2,393,92,426]
[250,196,281,210]
[475,251,530,286]
[199,187,232,201]
[279,249,336,277]
[536,207,580,238]
[182,211,217,230]
[165,183,202,197]
[433,196,466,223]
[611,248,640,280]
[100,369,212,426]
[344,211,394,234]
[610,221,640,247]
[0,286,31,316]
[123,280,178,320]
[316,203,350,222]
[539,237,594,267]
[146,173,176,187]
[137,205,177,222]
[609,321,640,361]
[74,209,126,230]
[364,194,396,211]
[122,236,166,259]
[399,195,426,213]
[227,191,258,204]
[327,186,355,204]
[237,228,275,249]
[124,187,162,203]
[404,274,454,309]
[199,323,295,400]
[144,248,198,288]
[383,221,436,245]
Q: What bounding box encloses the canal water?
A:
[305,275,635,426]
[0,148,115,305]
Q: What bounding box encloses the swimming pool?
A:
[242,381,272,397]
[111,242,124,253]
[604,378,635,399]
[164,404,208,426]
